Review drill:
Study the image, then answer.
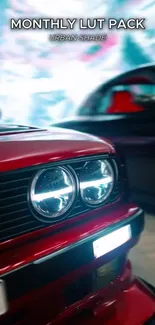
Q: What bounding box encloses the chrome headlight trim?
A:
[79,159,115,207]
[30,166,77,222]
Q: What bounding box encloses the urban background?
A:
[0,0,154,126]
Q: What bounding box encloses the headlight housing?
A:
[30,166,76,222]
[79,160,114,206]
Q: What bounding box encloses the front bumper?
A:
[60,278,155,325]
[2,267,155,325]
[0,204,145,324]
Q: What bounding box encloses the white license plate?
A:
[0,280,8,315]
[93,225,131,259]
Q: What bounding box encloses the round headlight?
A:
[80,160,114,206]
[30,166,76,221]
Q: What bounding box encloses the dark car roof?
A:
[96,64,155,92]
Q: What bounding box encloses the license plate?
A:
[0,280,8,315]
[93,225,131,259]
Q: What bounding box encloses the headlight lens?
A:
[80,160,114,206]
[30,167,76,220]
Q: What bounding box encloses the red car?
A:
[0,124,155,325]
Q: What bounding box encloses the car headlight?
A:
[80,160,114,206]
[30,167,76,221]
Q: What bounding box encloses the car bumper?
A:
[62,278,155,325]
[2,266,155,325]
[0,204,145,324]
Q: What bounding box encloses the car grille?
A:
[0,157,121,242]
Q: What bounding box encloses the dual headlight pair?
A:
[30,160,115,222]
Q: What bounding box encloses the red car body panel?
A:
[2,262,133,324]
[0,202,138,275]
[1,260,155,325]
[0,126,155,325]
[62,279,155,325]
[0,128,114,172]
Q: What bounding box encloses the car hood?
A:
[0,127,115,172]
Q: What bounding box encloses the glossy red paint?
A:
[0,202,139,276]
[0,127,115,172]
[59,279,155,325]
[2,263,155,325]
[1,126,154,325]
[49,261,133,324]
[1,258,132,322]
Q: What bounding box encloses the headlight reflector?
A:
[30,167,76,220]
[80,160,114,206]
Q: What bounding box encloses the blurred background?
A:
[0,0,154,126]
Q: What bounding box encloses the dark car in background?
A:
[52,64,155,210]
